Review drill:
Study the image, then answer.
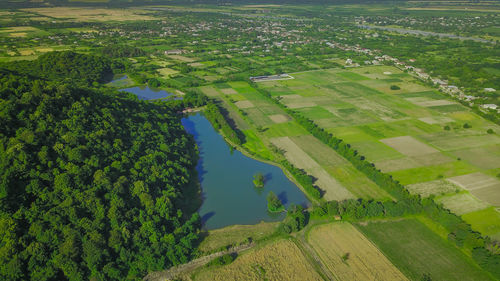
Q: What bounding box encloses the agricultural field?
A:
[192,239,324,281]
[257,66,500,237]
[356,219,495,281]
[307,222,408,281]
[21,7,156,21]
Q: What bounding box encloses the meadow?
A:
[356,219,495,281]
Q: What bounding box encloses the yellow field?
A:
[307,222,409,281]
[194,239,323,281]
[22,7,156,22]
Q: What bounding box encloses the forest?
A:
[0,68,201,280]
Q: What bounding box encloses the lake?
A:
[119,86,174,100]
[182,113,310,230]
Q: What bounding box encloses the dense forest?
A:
[0,70,201,280]
[0,51,114,86]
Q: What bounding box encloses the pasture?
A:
[193,239,323,281]
[357,219,494,281]
[307,222,408,281]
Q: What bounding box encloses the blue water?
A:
[119,86,174,100]
[182,113,310,229]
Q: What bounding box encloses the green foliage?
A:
[206,253,236,268]
[278,204,307,233]
[390,85,401,90]
[444,125,451,131]
[0,51,112,85]
[204,102,242,145]
[253,172,264,188]
[280,160,321,200]
[487,128,494,134]
[101,45,146,58]
[266,191,284,213]
[463,123,472,129]
[0,71,200,280]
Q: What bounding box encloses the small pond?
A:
[182,113,310,230]
[119,86,175,100]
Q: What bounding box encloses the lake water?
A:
[182,113,310,229]
[119,86,174,100]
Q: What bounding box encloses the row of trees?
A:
[204,102,242,145]
[251,82,500,279]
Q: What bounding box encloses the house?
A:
[164,49,184,55]
[484,88,496,92]
[482,104,499,110]
[345,58,353,65]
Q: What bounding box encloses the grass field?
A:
[462,207,500,240]
[357,219,494,281]
[198,222,278,254]
[193,239,323,281]
[307,222,408,281]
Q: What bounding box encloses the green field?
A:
[357,219,494,281]
[258,66,500,237]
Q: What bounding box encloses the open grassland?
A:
[193,239,323,281]
[307,222,408,281]
[22,7,156,21]
[198,222,278,254]
[462,208,500,240]
[357,219,494,281]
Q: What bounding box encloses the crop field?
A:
[448,172,500,206]
[406,179,461,197]
[380,135,439,156]
[270,136,354,201]
[290,135,392,200]
[435,192,490,215]
[357,219,494,281]
[22,7,156,22]
[193,239,323,281]
[307,222,408,281]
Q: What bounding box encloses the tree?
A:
[266,191,284,213]
[253,172,264,188]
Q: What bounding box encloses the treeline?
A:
[280,160,321,200]
[251,82,500,279]
[101,45,146,58]
[0,51,113,85]
[204,102,242,145]
[0,70,201,280]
